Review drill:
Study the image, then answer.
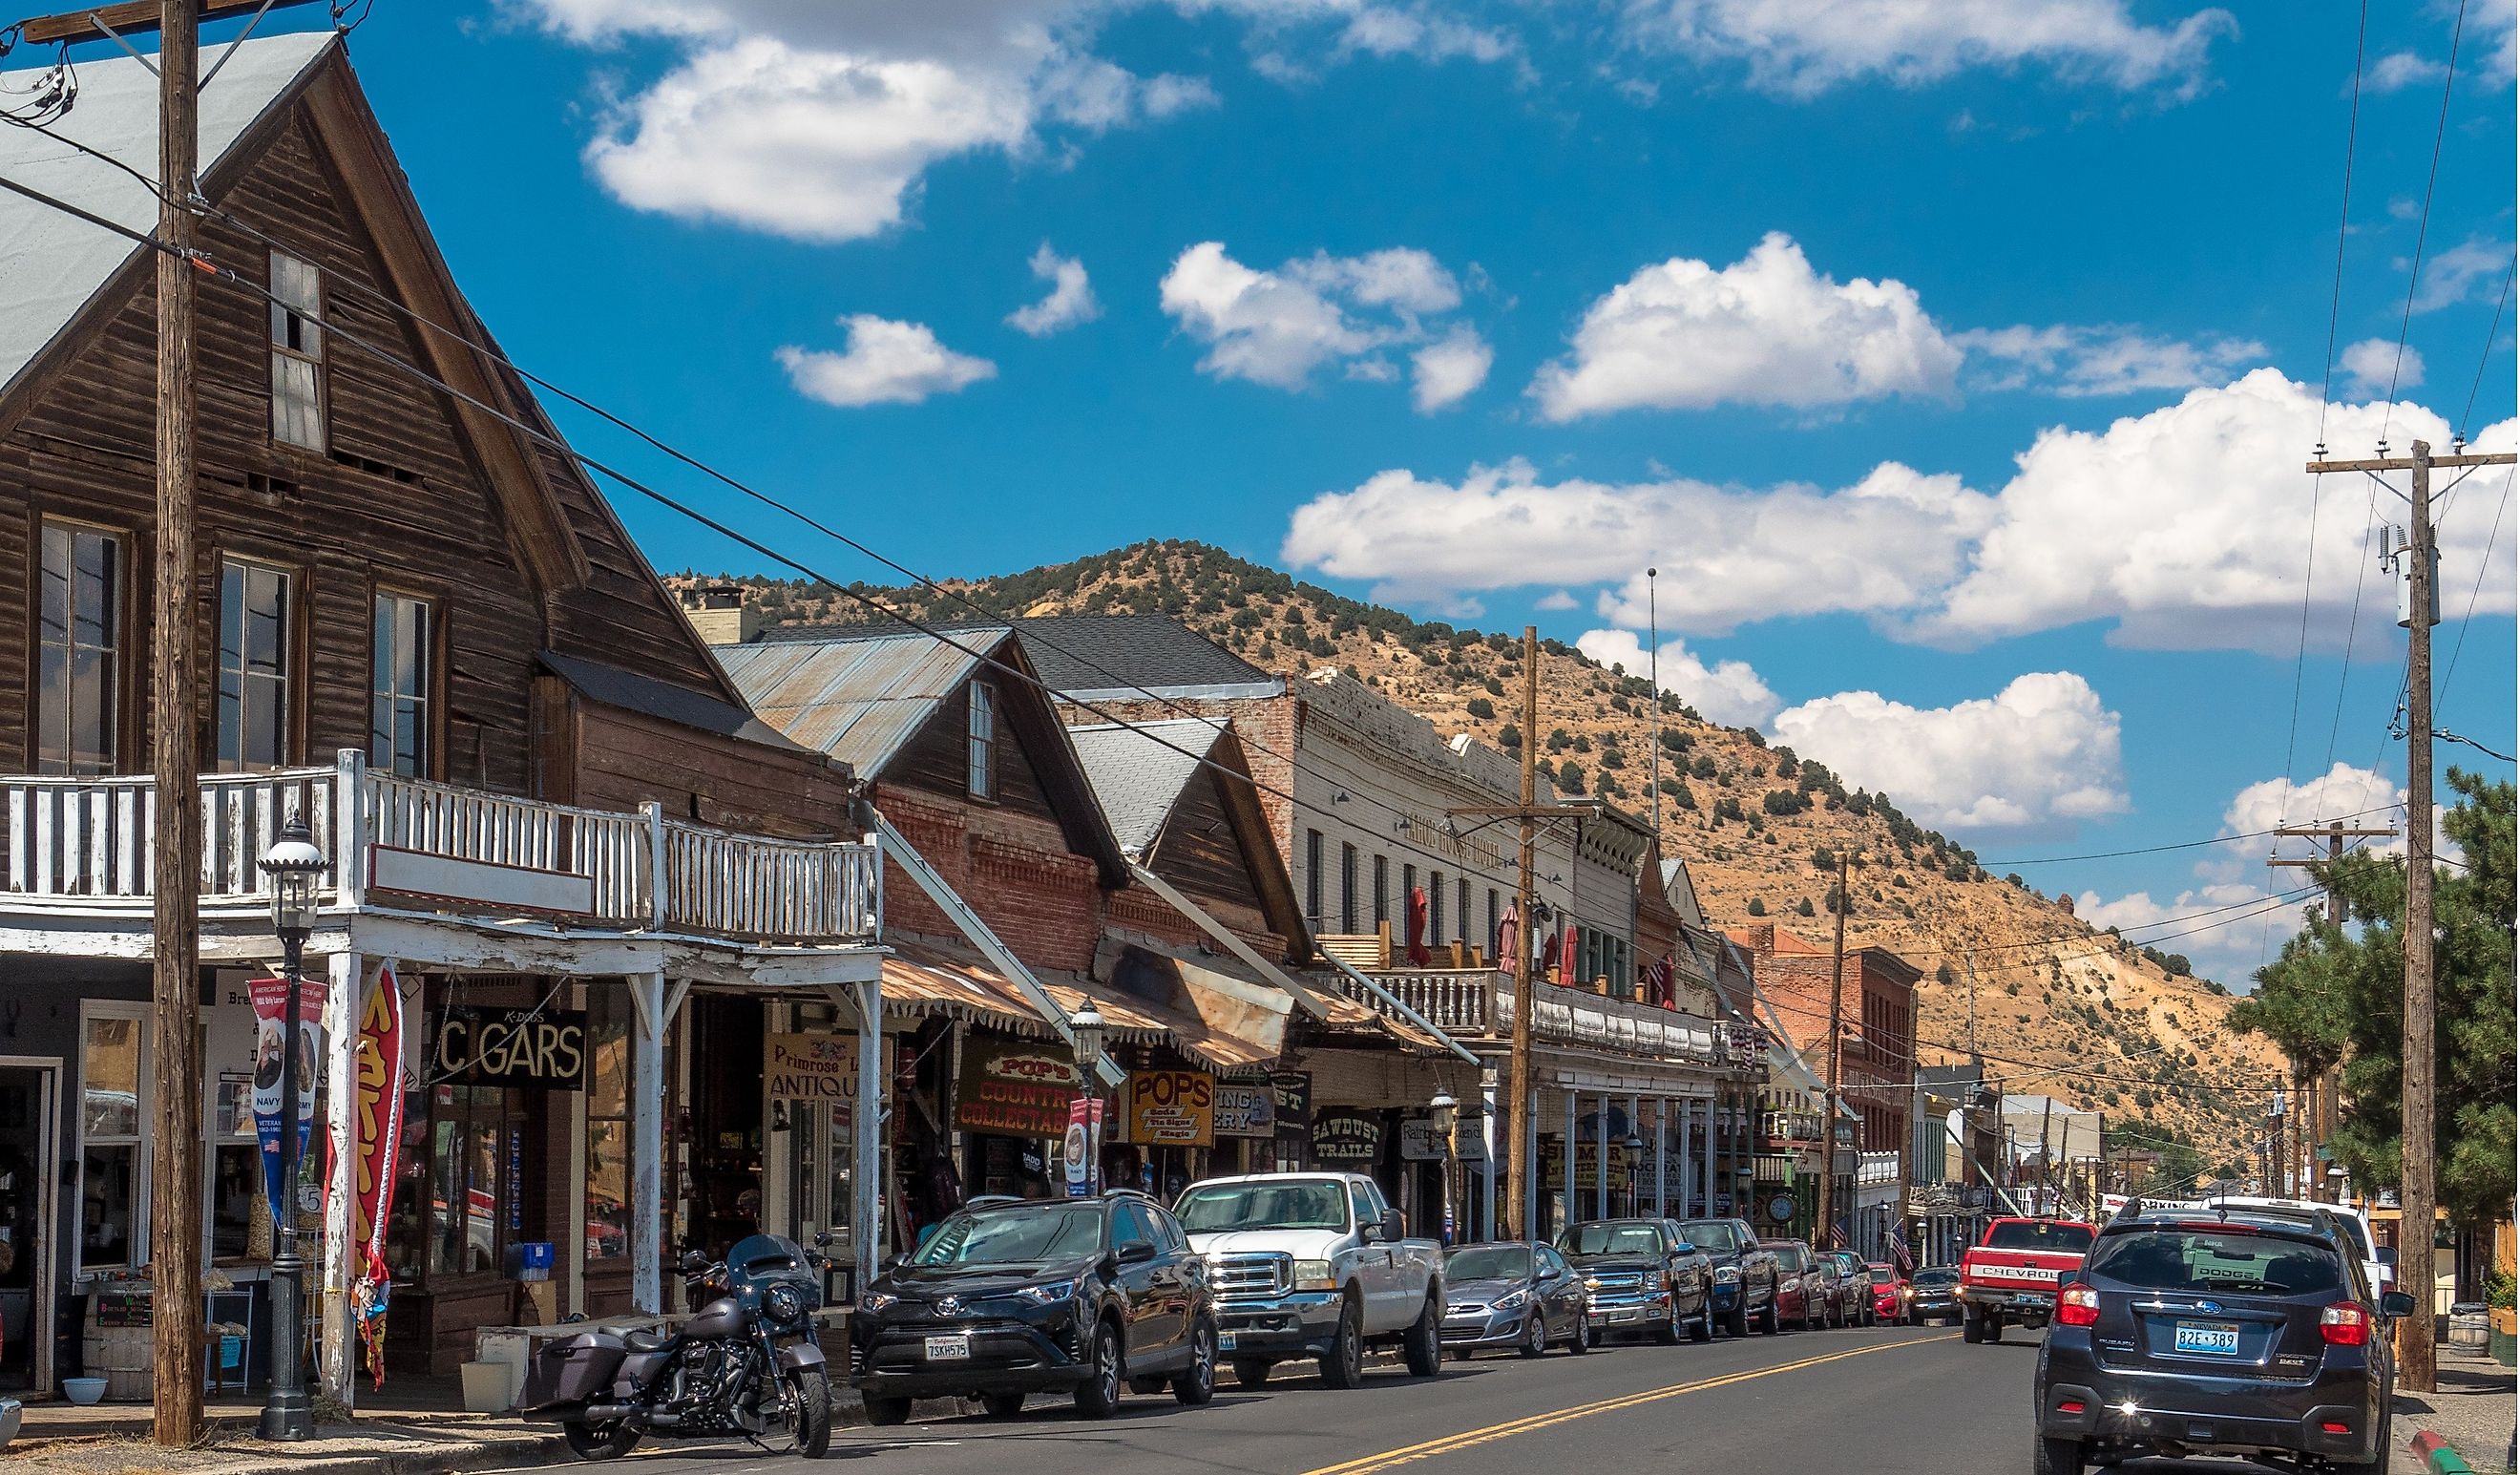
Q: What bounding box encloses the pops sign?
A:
[1124,1069,1214,1147]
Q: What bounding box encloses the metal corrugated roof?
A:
[0,32,335,398]
[715,629,1001,776]
[1065,718,1227,857]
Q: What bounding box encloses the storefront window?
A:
[79,1010,144,1269]
[427,1085,523,1276]
[584,992,631,1264]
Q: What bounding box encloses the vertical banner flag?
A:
[347,963,407,1384]
[1062,1096,1105,1198]
[249,972,327,1231]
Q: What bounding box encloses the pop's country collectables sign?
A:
[956,1038,1083,1139]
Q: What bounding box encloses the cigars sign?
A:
[955,1039,1082,1139]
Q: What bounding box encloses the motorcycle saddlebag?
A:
[518,1334,631,1413]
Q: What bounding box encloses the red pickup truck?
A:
[1957,1217,2094,1344]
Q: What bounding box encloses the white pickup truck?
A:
[1173,1172,1445,1389]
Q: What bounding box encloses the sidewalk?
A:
[2392,1348,2518,1475]
[4,1381,980,1475]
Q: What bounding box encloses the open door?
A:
[0,1058,60,1396]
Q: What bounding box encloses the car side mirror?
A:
[1379,1210,1405,1243]
[2381,1291,2417,1318]
[1540,1265,1563,1281]
[814,1230,835,1249]
[1115,1240,1159,1266]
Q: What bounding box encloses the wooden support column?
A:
[852,978,883,1278]
[629,971,667,1314]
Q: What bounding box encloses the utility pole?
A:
[1509,628,1540,1240]
[2271,820,2392,1204]
[2038,1096,2055,1216]
[151,0,205,1447]
[1818,852,1850,1249]
[2306,438,2512,1393]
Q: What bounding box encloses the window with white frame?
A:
[966,681,997,799]
[371,591,434,777]
[268,250,325,450]
[78,1004,148,1270]
[216,558,292,770]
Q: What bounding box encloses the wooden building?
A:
[0,33,882,1395]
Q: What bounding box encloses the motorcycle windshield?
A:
[726,1234,809,1278]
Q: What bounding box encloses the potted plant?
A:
[2488,1269,2516,1366]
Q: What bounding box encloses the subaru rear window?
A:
[1981,1221,2095,1254]
[2088,1230,2344,1296]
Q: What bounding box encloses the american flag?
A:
[1647,957,1674,1004]
[1886,1229,1915,1272]
[1829,1217,1851,1250]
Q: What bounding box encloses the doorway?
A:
[0,1059,60,1395]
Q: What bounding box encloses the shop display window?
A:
[424,1084,526,1277]
[78,1009,144,1270]
[584,991,631,1263]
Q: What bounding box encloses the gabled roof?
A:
[1014,615,1279,700]
[716,628,1002,775]
[1064,717,1228,856]
[0,32,333,395]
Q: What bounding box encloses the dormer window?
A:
[967,680,996,800]
[268,251,324,450]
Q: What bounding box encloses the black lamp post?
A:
[258,815,325,1441]
[1070,1004,1106,1195]
[1623,1133,1645,1217]
[1428,1090,1459,1245]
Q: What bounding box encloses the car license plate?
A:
[1217,1332,1237,1351]
[2173,1321,2241,1357]
[1609,1308,1638,1323]
[923,1334,972,1361]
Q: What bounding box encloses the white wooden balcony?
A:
[2,750,880,977]
[1326,965,1751,1073]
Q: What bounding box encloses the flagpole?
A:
[1647,567,1660,847]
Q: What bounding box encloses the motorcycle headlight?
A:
[858,1290,898,1314]
[1292,1259,1335,1291]
[1015,1277,1080,1306]
[1713,1265,1740,1284]
[766,1284,807,1324]
[1492,1289,1528,1312]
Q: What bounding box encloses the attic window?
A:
[268,251,324,451]
[966,680,996,800]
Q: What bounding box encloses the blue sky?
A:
[188,2,2520,983]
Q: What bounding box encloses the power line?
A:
[2379,0,2470,443]
[2315,0,2371,447]
[2456,260,2514,442]
[2438,463,2516,709]
[1972,804,2400,867]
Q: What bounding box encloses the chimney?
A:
[679,582,761,645]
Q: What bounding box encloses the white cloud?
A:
[2074,881,2288,989]
[1621,0,2236,98]
[1410,326,1493,411]
[1959,324,2266,397]
[1768,672,2129,832]
[774,314,998,406]
[1281,456,1996,625]
[1915,369,2520,649]
[1574,629,1782,727]
[2413,238,2513,314]
[1161,241,1483,411]
[2220,762,2406,859]
[1007,242,1102,336]
[2337,337,2420,401]
[2365,51,2444,92]
[1529,233,1963,419]
[1534,589,1579,611]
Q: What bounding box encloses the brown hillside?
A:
[682,540,2283,1172]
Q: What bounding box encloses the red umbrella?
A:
[1404,885,1432,966]
[1495,897,1518,972]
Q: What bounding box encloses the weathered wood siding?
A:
[572,697,855,839]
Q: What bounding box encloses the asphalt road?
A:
[490,1319,2409,1475]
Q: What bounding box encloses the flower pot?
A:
[61,1378,106,1406]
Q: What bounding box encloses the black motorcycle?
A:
[521,1233,835,1461]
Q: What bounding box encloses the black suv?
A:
[1677,1217,1779,1336]
[850,1191,1219,1423]
[2034,1206,2416,1475]
[1555,1219,1714,1344]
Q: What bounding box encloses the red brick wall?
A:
[877,785,1104,973]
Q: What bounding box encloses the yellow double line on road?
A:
[1297,1334,1958,1475]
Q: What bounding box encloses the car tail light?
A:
[2320,1422,2352,1435]
[2320,1302,2372,1346]
[2057,1400,2087,1416]
[2055,1283,2100,1327]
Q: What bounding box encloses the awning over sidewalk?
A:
[881,934,1277,1072]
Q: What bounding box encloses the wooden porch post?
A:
[852,978,883,1283]
[629,971,666,1314]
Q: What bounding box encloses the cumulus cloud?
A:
[1959,324,2266,397]
[1574,629,1782,727]
[2413,238,2514,314]
[1534,590,1579,611]
[1161,241,1485,411]
[1411,325,1494,411]
[519,1,1517,245]
[774,314,997,406]
[1620,0,2236,98]
[2336,337,2419,401]
[2365,51,2444,92]
[1280,457,1996,624]
[1768,673,2129,832]
[1529,233,1963,419]
[2073,881,2287,989]
[1914,369,2520,649]
[1007,242,1102,336]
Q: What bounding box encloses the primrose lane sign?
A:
[431,1007,587,1090]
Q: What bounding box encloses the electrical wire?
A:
[2439,463,2516,709]
[2315,0,2371,448]
[1970,805,2399,867]
[2379,0,2469,443]
[2457,260,2514,443]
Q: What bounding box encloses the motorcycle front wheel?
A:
[764,1367,832,1458]
[563,1420,640,1462]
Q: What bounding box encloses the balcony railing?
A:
[1329,966,1740,1069]
[4,750,879,946]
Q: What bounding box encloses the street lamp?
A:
[258,815,326,1442]
[1624,1133,1644,1217]
[1428,1090,1459,1244]
[1070,1004,1106,1195]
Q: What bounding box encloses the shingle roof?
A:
[1011,615,1277,699]
[0,32,335,397]
[537,649,813,755]
[714,629,1002,776]
[1064,717,1229,856]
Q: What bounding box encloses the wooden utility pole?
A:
[1508,628,1540,1240]
[2306,439,2512,1392]
[2270,821,2392,1205]
[151,0,205,1446]
[1817,851,1850,1248]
